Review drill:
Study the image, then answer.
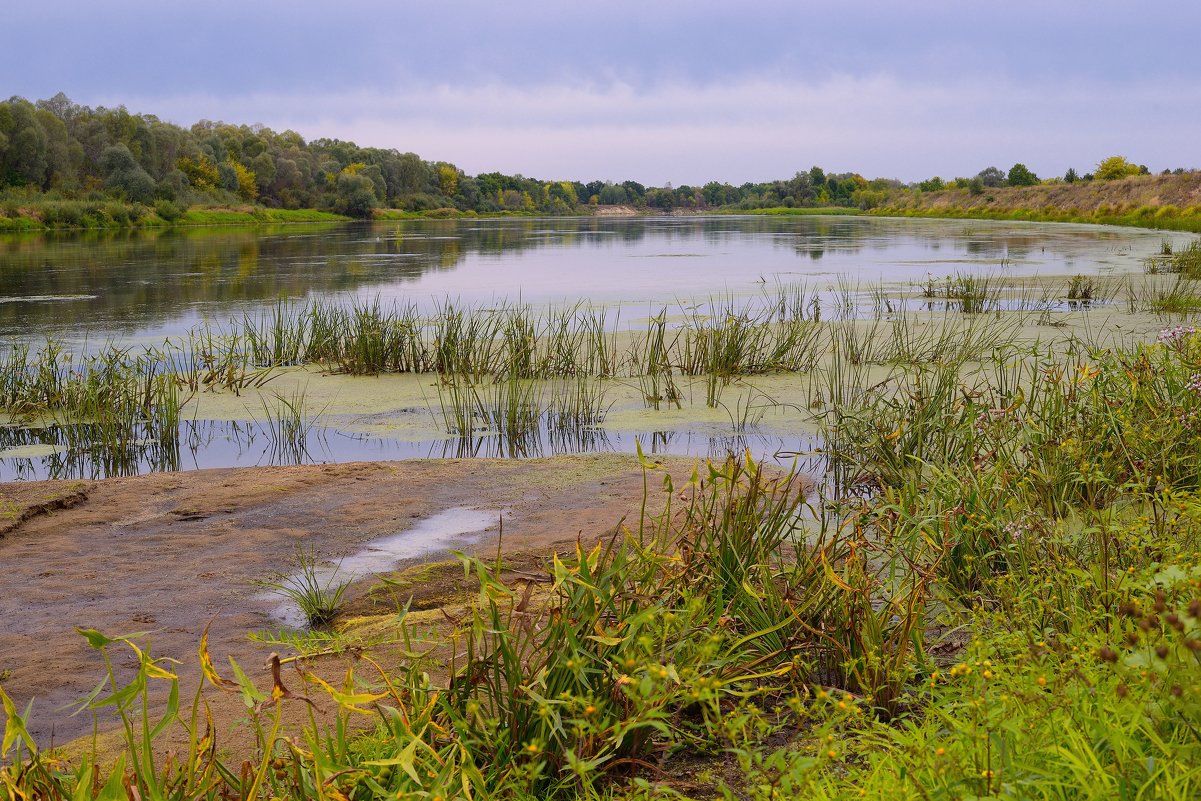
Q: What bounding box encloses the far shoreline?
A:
[4,198,1201,236]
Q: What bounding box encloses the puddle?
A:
[262,507,499,628]
[337,508,499,575]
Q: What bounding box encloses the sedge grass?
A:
[254,544,350,628]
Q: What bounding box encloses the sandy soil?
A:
[0,454,692,752]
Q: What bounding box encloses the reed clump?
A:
[254,545,350,628]
[1143,237,1201,277]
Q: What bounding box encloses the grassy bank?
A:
[4,271,1201,796]
[5,316,1201,797]
[177,208,348,225]
[0,199,348,231]
[739,203,1201,234]
[372,208,583,220]
[727,206,861,217]
[0,199,582,232]
[867,203,1201,233]
[860,171,1201,233]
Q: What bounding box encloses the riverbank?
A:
[0,202,349,232]
[0,202,584,232]
[0,454,690,750]
[861,171,1201,233]
[6,173,1201,234]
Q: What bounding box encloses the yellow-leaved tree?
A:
[1095,156,1142,181]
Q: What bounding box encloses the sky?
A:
[4,1,1200,185]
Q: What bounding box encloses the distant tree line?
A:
[0,93,595,218]
[908,157,1194,201]
[1,94,1194,219]
[573,167,904,212]
[0,93,910,217]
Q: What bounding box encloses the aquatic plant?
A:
[252,386,319,465]
[1144,238,1201,276]
[254,544,350,628]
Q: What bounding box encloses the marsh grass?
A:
[920,271,1003,313]
[0,340,188,471]
[435,370,611,460]
[633,309,682,410]
[254,545,350,628]
[676,297,824,407]
[1144,237,1201,276]
[1065,273,1095,302]
[243,298,309,367]
[251,386,321,465]
[1128,275,1201,316]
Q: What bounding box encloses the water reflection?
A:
[0,216,1164,344]
[0,418,822,481]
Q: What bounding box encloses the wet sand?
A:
[0,454,693,749]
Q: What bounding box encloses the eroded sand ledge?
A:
[0,454,704,747]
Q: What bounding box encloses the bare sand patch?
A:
[0,454,695,753]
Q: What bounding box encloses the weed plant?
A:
[254,545,350,628]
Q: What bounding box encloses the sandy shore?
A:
[0,453,694,751]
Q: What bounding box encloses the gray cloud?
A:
[104,76,1201,184]
[6,1,1199,181]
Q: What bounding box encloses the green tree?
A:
[1064,167,1078,183]
[599,183,627,205]
[334,171,378,217]
[0,99,49,186]
[976,166,1006,187]
[101,143,155,203]
[1007,163,1039,186]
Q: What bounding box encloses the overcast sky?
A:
[5,1,1199,184]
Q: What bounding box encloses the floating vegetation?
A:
[0,272,1158,480]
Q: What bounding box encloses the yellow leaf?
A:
[198,624,237,691]
[0,685,36,757]
[820,552,854,592]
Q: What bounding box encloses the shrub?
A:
[154,198,183,222]
[1096,155,1142,181]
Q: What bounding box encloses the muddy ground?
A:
[0,454,693,754]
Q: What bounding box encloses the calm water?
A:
[0,215,1173,345]
[0,215,1181,479]
[0,419,823,481]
